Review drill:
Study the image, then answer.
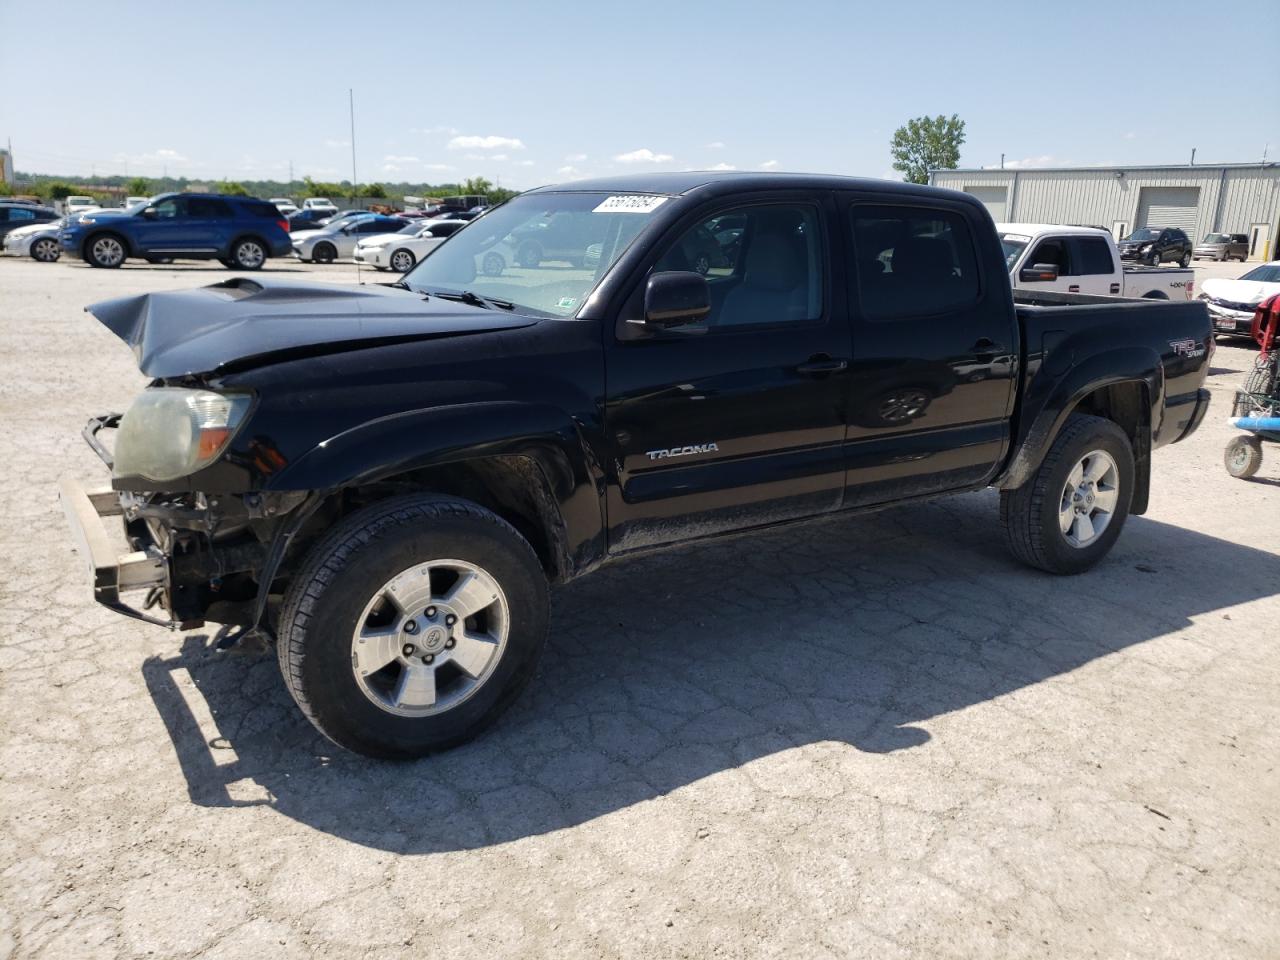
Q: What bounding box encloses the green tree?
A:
[462,176,493,196]
[890,114,966,185]
[215,180,249,196]
[46,182,76,200]
[364,182,387,199]
[127,176,151,197]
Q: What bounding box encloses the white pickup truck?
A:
[999,223,1194,300]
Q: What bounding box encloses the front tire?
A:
[311,242,336,264]
[1224,436,1263,479]
[84,233,126,268]
[389,248,416,273]
[277,495,549,759]
[1000,414,1134,574]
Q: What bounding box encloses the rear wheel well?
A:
[283,457,568,586]
[1068,381,1151,513]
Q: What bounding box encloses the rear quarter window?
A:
[242,201,283,219]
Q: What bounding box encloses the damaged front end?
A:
[60,412,313,637]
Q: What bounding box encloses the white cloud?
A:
[1003,154,1058,169]
[557,165,587,180]
[323,138,350,149]
[706,162,736,171]
[489,154,509,162]
[1124,131,1137,140]
[448,135,526,151]
[516,160,535,167]
[423,163,454,171]
[564,153,588,162]
[115,147,190,172]
[706,141,726,149]
[759,160,779,170]
[614,148,674,164]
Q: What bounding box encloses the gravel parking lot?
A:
[2,255,1277,959]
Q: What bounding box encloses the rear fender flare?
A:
[998,346,1163,491]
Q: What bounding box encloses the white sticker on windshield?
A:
[592,195,668,214]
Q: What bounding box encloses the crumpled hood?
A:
[1200,278,1280,304]
[87,278,538,379]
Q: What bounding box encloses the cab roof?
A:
[996,222,1112,237]
[526,171,968,200]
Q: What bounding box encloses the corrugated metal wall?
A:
[932,165,1279,257]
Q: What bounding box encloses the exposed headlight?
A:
[113,388,251,481]
[1141,244,1153,252]
[77,216,98,225]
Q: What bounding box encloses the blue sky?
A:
[3,0,1277,188]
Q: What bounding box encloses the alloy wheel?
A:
[350,559,509,717]
[1058,449,1120,548]
[92,236,124,266]
[236,240,265,269]
[33,238,60,262]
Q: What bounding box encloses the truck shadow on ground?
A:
[142,490,1280,853]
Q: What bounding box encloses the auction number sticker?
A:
[592,195,668,214]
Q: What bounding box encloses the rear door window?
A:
[1070,237,1115,275]
[849,205,981,319]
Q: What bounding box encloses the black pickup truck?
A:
[60,173,1212,759]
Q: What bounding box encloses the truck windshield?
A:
[401,192,667,317]
[1000,234,1029,269]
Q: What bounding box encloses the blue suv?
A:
[60,193,292,269]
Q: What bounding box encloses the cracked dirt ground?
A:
[1,257,1277,959]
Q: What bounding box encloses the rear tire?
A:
[1224,436,1263,479]
[277,494,549,759]
[229,237,267,270]
[31,238,61,262]
[1000,414,1134,574]
[1179,253,1190,268]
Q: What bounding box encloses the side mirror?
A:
[141,207,157,219]
[1019,263,1059,283]
[642,271,711,328]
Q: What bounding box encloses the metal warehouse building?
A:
[930,162,1279,261]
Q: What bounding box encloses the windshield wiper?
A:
[431,289,515,311]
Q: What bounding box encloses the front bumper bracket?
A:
[58,475,175,628]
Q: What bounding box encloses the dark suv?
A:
[0,202,59,240]
[1117,227,1192,267]
[59,193,292,269]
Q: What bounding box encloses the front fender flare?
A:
[263,400,605,576]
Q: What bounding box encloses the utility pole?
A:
[1000,153,1005,170]
[1189,147,1196,166]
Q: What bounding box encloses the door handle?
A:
[795,356,848,376]
[970,338,1005,353]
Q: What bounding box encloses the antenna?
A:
[349,88,362,285]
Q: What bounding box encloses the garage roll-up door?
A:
[1136,187,1199,233]
[964,186,1007,221]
